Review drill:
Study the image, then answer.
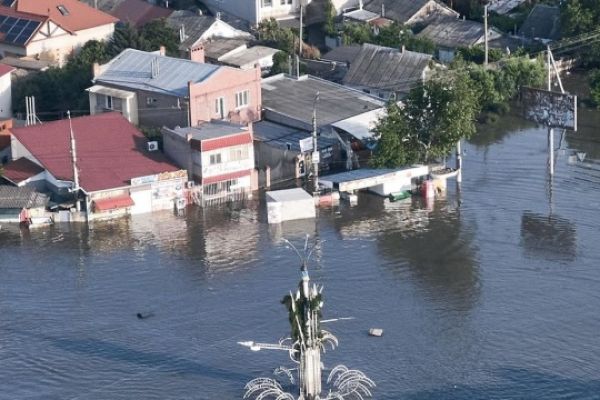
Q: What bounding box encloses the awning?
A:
[93,195,135,212]
[86,85,136,99]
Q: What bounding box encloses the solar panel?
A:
[0,16,41,45]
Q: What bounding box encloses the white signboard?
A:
[522,87,577,131]
[299,137,313,153]
[312,151,320,164]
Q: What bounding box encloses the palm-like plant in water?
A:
[239,236,375,400]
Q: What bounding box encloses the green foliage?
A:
[342,22,435,54]
[560,0,600,67]
[456,46,504,64]
[271,51,290,75]
[588,69,600,107]
[107,23,149,56]
[323,0,336,36]
[257,18,320,59]
[139,19,180,55]
[371,68,480,166]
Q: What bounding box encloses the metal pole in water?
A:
[456,140,462,183]
[547,47,554,176]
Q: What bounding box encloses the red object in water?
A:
[93,195,135,212]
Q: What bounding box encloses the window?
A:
[215,97,226,119]
[235,90,249,109]
[262,0,272,7]
[57,5,69,16]
[105,95,113,110]
[209,153,222,165]
[146,97,157,105]
[229,145,249,161]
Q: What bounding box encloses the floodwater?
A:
[2,88,600,400]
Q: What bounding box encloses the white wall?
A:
[201,143,255,178]
[0,73,12,118]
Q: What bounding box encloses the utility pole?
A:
[484,5,489,68]
[312,92,319,194]
[297,5,303,78]
[456,139,462,183]
[547,46,554,176]
[67,111,81,211]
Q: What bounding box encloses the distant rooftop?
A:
[417,16,490,48]
[94,48,220,97]
[344,8,379,22]
[253,120,338,152]
[166,10,217,51]
[219,46,279,69]
[203,37,251,61]
[0,185,48,209]
[343,43,432,93]
[1,157,44,185]
[261,74,384,129]
[170,120,248,141]
[322,45,362,65]
[519,4,561,41]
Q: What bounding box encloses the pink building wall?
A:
[188,66,262,126]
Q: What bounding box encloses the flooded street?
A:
[2,98,600,398]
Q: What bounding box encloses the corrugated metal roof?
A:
[253,120,338,152]
[0,185,48,209]
[95,48,220,97]
[166,10,217,51]
[261,74,384,128]
[219,46,279,68]
[323,45,362,64]
[203,37,250,60]
[417,16,487,48]
[363,0,429,23]
[519,5,561,41]
[344,8,379,22]
[343,43,431,93]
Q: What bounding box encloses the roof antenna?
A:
[67,110,81,212]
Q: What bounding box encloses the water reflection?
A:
[521,212,577,262]
[376,200,480,311]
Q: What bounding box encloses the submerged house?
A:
[88,48,262,129]
[7,113,188,221]
[341,43,433,99]
[162,121,257,205]
[0,185,48,224]
[417,16,503,62]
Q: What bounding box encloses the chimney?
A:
[159,45,166,56]
[190,43,205,63]
[92,62,101,78]
[381,3,385,17]
[401,45,405,53]
[179,25,186,43]
[151,57,160,78]
[359,0,363,10]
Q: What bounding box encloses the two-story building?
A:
[88,47,262,129]
[162,121,257,205]
[0,0,117,66]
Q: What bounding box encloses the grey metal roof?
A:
[253,121,338,152]
[170,120,247,141]
[343,43,431,93]
[321,168,399,184]
[219,46,279,68]
[363,0,429,23]
[417,16,486,48]
[322,45,362,65]
[261,74,384,128]
[304,59,348,84]
[203,37,251,61]
[166,10,217,51]
[0,185,48,209]
[95,48,220,97]
[519,4,561,41]
[344,8,379,22]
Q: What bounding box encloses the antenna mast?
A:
[67,111,81,211]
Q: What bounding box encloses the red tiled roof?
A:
[10,112,180,193]
[16,0,117,32]
[202,169,252,185]
[93,195,134,211]
[0,63,15,77]
[201,132,253,152]
[1,157,44,184]
[111,0,172,28]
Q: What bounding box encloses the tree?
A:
[107,23,150,56]
[589,69,600,107]
[371,68,480,166]
[139,19,180,55]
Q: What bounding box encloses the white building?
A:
[162,121,257,206]
[0,0,117,66]
[0,64,14,118]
